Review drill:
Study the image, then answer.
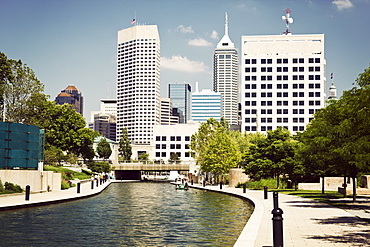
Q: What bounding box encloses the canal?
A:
[0,182,253,246]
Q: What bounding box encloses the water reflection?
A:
[0,182,253,246]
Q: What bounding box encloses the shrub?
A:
[61,180,71,190]
[4,182,23,193]
[0,179,4,193]
[237,178,286,190]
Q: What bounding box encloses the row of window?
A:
[245,100,321,106]
[245,75,321,81]
[155,152,191,158]
[245,126,305,132]
[245,83,321,89]
[245,117,313,123]
[245,92,321,97]
[155,144,190,149]
[244,108,317,115]
[245,58,321,64]
[155,136,191,141]
[246,66,320,73]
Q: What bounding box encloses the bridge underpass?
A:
[113,163,192,180]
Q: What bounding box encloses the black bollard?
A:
[243,183,246,193]
[25,185,30,201]
[100,179,102,185]
[96,179,99,187]
[91,180,94,189]
[203,180,205,187]
[220,181,223,190]
[264,186,268,199]
[191,180,193,185]
[273,191,279,209]
[77,182,81,193]
[272,206,284,247]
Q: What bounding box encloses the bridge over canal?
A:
[113,161,195,180]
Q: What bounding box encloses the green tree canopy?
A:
[0,52,47,123]
[96,137,112,160]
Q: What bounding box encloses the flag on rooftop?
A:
[131,19,136,24]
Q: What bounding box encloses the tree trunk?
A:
[276,175,280,189]
[321,176,325,194]
[352,176,357,203]
[343,175,347,198]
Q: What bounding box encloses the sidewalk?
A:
[0,179,110,210]
[190,184,370,247]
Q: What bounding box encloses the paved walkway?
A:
[189,184,370,247]
[0,179,110,210]
[1,181,369,246]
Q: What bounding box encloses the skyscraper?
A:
[241,33,326,133]
[55,85,83,115]
[213,13,239,126]
[168,83,192,123]
[116,24,161,145]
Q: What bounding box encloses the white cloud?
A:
[210,30,219,40]
[175,25,194,33]
[332,0,354,10]
[188,38,213,47]
[161,55,209,73]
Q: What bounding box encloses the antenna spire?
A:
[225,12,229,36]
[282,8,293,35]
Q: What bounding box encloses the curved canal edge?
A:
[189,184,264,247]
[0,179,112,211]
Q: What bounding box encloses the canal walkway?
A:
[0,179,110,210]
[190,184,370,247]
[0,181,369,246]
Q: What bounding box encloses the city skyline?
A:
[1,0,369,119]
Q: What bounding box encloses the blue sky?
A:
[1,0,369,121]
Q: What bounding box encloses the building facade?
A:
[89,99,117,141]
[116,25,161,145]
[213,13,239,126]
[168,83,192,123]
[241,34,326,133]
[152,121,200,162]
[55,85,83,115]
[160,97,179,125]
[192,89,222,123]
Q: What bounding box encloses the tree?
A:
[0,52,46,123]
[138,153,149,161]
[119,127,132,161]
[96,137,112,160]
[169,152,180,164]
[202,131,241,181]
[243,127,300,188]
[299,66,370,201]
[190,118,226,167]
[87,161,112,174]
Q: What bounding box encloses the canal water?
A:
[0,182,253,246]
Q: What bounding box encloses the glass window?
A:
[185,136,190,141]
[156,136,160,141]
[170,136,175,141]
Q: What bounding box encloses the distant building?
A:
[213,13,239,126]
[328,80,338,100]
[160,98,179,125]
[55,85,83,115]
[192,89,222,123]
[90,99,117,141]
[168,83,192,123]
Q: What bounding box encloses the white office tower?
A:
[117,25,161,145]
[213,13,239,126]
[241,10,326,133]
[192,88,222,123]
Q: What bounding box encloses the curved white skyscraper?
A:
[117,25,161,145]
[213,13,239,126]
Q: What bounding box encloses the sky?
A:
[1,0,369,122]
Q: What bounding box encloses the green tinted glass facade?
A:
[0,122,44,169]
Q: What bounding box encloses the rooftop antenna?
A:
[282,8,293,35]
[225,12,229,36]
